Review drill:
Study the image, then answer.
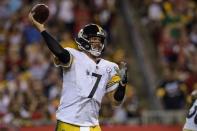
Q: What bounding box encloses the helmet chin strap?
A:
[90,50,101,57]
[89,44,104,57]
[77,44,101,57]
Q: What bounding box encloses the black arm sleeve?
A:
[41,31,70,64]
[114,84,126,102]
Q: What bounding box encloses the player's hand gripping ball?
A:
[31,4,49,24]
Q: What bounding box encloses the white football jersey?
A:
[54,48,120,126]
[183,99,197,131]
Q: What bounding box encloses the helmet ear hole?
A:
[84,44,91,50]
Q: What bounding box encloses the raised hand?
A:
[115,62,128,86]
[28,12,45,32]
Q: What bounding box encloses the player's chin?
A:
[90,52,102,58]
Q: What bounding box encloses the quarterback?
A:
[183,90,197,131]
[29,12,127,131]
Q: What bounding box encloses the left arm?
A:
[107,62,128,106]
[107,83,126,106]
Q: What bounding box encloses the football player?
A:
[29,13,127,131]
[183,89,197,131]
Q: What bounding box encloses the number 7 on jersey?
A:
[88,73,102,98]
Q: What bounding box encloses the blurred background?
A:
[0,0,196,130]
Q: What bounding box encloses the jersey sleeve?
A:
[53,47,74,68]
[106,64,121,93]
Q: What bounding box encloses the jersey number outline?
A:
[88,73,102,98]
[187,105,197,124]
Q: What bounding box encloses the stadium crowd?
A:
[139,0,197,109]
[0,0,139,127]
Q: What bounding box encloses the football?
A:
[31,4,49,24]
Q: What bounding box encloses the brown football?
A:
[31,4,49,24]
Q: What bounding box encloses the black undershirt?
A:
[114,84,126,102]
[41,31,70,64]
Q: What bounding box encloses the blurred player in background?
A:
[28,11,127,131]
[183,89,197,131]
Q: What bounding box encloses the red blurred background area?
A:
[18,125,182,131]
